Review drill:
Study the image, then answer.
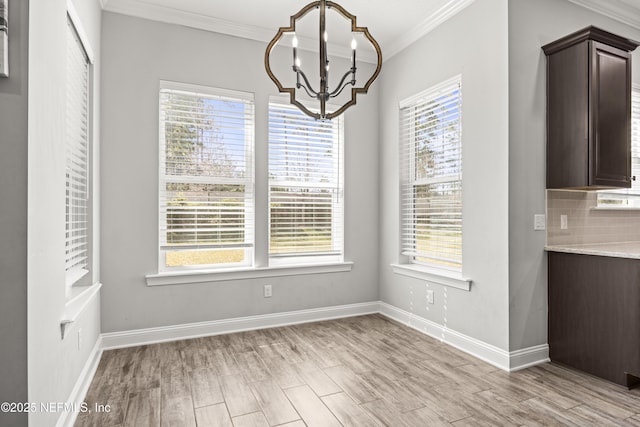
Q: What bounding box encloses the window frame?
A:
[157,80,256,272]
[65,6,95,294]
[267,97,345,266]
[398,75,463,273]
[148,93,353,285]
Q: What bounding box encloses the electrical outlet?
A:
[427,290,434,304]
[560,214,568,230]
[263,284,272,298]
[77,328,83,351]
[534,214,546,231]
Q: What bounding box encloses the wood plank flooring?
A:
[75,314,640,426]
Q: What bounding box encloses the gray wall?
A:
[0,0,29,424]
[27,0,103,425]
[100,12,380,333]
[507,0,640,351]
[379,0,511,350]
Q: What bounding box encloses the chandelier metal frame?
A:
[264,0,382,120]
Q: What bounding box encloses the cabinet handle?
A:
[633,176,637,181]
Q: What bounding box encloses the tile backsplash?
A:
[546,190,640,245]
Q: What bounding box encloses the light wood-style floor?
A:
[76,314,640,426]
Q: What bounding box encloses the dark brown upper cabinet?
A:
[543,26,639,189]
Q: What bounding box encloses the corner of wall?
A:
[0,0,30,425]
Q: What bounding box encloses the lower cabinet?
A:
[548,251,640,388]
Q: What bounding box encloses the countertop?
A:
[545,241,640,259]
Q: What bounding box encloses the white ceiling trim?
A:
[102,0,475,63]
[384,0,475,60]
[567,0,640,31]
[103,0,275,42]
[102,0,379,63]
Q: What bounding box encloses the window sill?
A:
[61,282,102,339]
[65,268,89,288]
[146,261,354,286]
[391,264,472,291]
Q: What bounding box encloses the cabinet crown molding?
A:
[542,25,640,55]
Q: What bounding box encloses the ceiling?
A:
[567,0,640,30]
[101,0,475,62]
[102,0,640,62]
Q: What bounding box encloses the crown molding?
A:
[102,0,378,63]
[103,0,275,42]
[384,0,475,60]
[102,0,475,64]
[567,0,640,31]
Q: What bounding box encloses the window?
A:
[597,87,640,207]
[399,76,462,270]
[158,82,254,270]
[268,99,344,264]
[65,16,91,288]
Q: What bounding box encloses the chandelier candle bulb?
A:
[292,36,300,86]
[326,63,329,89]
[351,38,357,69]
[292,35,298,68]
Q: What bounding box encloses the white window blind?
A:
[597,88,640,207]
[268,100,344,261]
[159,82,254,270]
[400,77,462,270]
[65,17,90,286]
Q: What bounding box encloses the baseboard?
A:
[379,302,549,372]
[508,344,550,371]
[56,336,103,427]
[99,299,546,372]
[101,301,380,350]
[379,301,446,341]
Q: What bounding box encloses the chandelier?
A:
[264,0,382,120]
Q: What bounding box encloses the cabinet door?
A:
[590,41,632,187]
[548,252,640,387]
[546,41,590,189]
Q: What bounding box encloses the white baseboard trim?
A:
[508,344,550,371]
[379,301,445,339]
[56,336,103,427]
[101,301,380,350]
[379,302,549,372]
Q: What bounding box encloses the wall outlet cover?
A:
[534,214,546,231]
[560,214,568,230]
[426,290,434,304]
